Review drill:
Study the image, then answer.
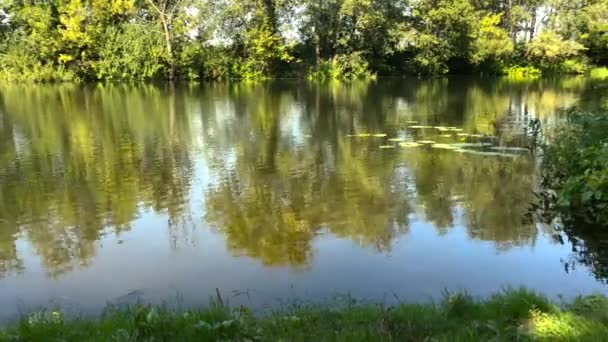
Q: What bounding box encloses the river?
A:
[0,77,606,320]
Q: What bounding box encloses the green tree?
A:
[145,0,190,80]
[470,13,514,70]
[526,31,585,69]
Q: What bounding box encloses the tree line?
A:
[0,0,606,81]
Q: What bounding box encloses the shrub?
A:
[92,22,166,81]
[542,110,608,226]
[502,65,542,78]
[0,39,77,82]
[590,67,608,80]
[559,59,589,74]
[308,52,374,80]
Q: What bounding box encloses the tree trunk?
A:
[315,31,320,68]
[161,17,175,81]
[529,8,537,42]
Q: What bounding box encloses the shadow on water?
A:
[0,77,606,285]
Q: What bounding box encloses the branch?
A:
[169,0,187,16]
[145,0,164,17]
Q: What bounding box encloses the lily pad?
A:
[454,149,518,158]
[409,125,434,129]
[457,133,470,136]
[452,142,494,148]
[372,134,388,137]
[432,143,457,150]
[490,146,529,152]
[399,142,421,148]
[417,140,436,144]
[439,134,453,138]
[379,145,396,149]
[388,138,406,142]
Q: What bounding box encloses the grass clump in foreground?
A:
[2,288,608,341]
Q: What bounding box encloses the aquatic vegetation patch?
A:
[399,142,421,148]
[408,125,434,129]
[431,144,458,150]
[346,133,372,138]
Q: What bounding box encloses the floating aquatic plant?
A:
[346,133,372,138]
[431,144,458,150]
[399,142,421,148]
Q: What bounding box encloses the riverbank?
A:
[1,289,607,341]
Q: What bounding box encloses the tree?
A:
[145,0,189,80]
[579,2,608,65]
[526,31,585,67]
[470,13,514,68]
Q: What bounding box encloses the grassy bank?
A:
[2,289,608,341]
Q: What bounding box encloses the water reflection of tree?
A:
[401,147,538,249]
[201,81,549,266]
[0,77,597,275]
[202,83,412,267]
[0,84,193,277]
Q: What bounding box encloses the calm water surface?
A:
[0,77,607,319]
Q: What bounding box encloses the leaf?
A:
[582,191,594,202]
[556,196,571,207]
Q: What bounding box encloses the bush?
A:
[308,52,375,80]
[590,67,608,80]
[92,23,166,81]
[542,110,608,226]
[502,65,542,78]
[0,40,77,82]
[559,59,589,74]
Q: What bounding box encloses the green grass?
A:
[2,288,608,341]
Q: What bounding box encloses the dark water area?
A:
[0,77,607,320]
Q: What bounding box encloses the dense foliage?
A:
[0,0,607,80]
[542,110,608,227]
[539,108,608,281]
[2,288,608,341]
